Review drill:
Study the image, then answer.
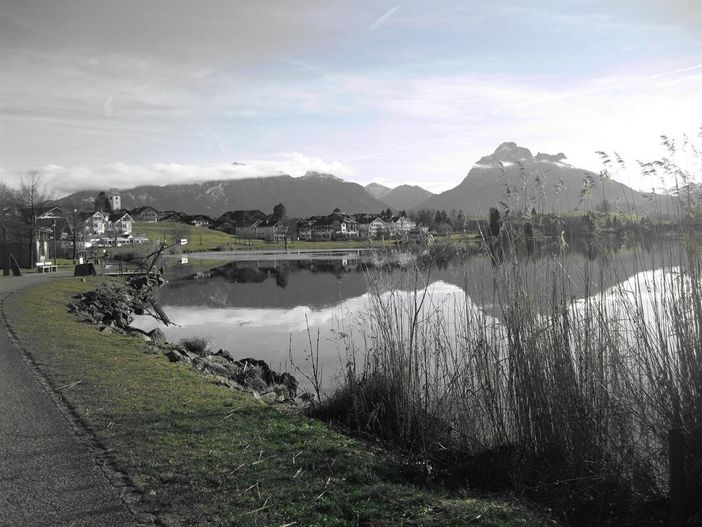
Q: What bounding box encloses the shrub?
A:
[180,336,210,356]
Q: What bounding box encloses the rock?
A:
[165,349,184,363]
[215,348,237,361]
[147,328,167,345]
[275,372,298,398]
[260,391,278,404]
[126,329,151,342]
[202,360,229,378]
[234,358,276,385]
[67,276,304,408]
[208,354,234,366]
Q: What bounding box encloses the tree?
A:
[412,209,433,228]
[95,191,110,212]
[0,181,19,241]
[455,210,465,232]
[273,203,287,220]
[597,199,611,213]
[434,209,449,226]
[0,181,17,209]
[19,170,53,263]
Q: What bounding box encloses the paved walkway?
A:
[0,273,136,526]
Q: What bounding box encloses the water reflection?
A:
[133,241,683,388]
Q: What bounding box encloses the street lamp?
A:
[72,209,78,261]
[52,219,57,262]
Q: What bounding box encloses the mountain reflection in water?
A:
[132,241,682,389]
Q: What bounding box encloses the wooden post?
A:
[9,255,22,276]
[669,427,685,527]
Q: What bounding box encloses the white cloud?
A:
[15,153,355,196]
[2,13,700,196]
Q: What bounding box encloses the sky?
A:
[1,0,701,197]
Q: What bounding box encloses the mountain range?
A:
[421,142,670,215]
[58,172,389,218]
[364,183,435,210]
[57,144,671,218]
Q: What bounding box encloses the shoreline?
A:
[2,275,549,526]
[165,246,386,262]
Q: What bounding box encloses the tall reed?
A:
[317,135,702,524]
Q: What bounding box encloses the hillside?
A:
[382,184,435,210]
[418,142,672,215]
[58,172,388,217]
[366,182,435,210]
[365,182,392,199]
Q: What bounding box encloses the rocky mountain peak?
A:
[535,152,568,164]
[365,182,392,199]
[477,142,535,165]
[301,171,343,182]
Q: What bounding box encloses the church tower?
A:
[109,188,121,211]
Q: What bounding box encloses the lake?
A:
[133,240,682,391]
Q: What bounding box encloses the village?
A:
[31,189,430,256]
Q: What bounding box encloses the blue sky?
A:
[1,0,701,195]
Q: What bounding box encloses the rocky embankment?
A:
[68,274,307,406]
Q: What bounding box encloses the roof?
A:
[257,215,280,228]
[78,211,107,221]
[37,207,64,219]
[216,209,267,228]
[130,206,160,215]
[189,214,213,223]
[354,215,383,225]
[108,211,133,222]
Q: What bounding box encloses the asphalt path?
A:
[0,272,137,526]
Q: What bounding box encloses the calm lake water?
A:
[133,241,682,390]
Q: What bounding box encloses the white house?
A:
[355,216,387,238]
[108,212,134,235]
[80,211,108,236]
[388,216,416,236]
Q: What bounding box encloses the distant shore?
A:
[163,246,383,262]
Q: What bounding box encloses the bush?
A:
[180,336,210,356]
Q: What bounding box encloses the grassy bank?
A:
[132,221,400,253]
[4,277,548,526]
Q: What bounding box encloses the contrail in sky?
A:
[369,5,400,31]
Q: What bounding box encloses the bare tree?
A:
[19,170,54,263]
[0,181,19,241]
[0,181,17,208]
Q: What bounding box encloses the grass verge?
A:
[4,276,549,527]
[132,221,400,253]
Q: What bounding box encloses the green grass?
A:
[4,277,549,527]
[133,222,239,252]
[133,221,401,253]
[225,237,399,251]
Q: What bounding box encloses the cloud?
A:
[1,2,700,196]
[19,153,355,196]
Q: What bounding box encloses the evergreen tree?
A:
[95,191,110,212]
[273,203,287,219]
